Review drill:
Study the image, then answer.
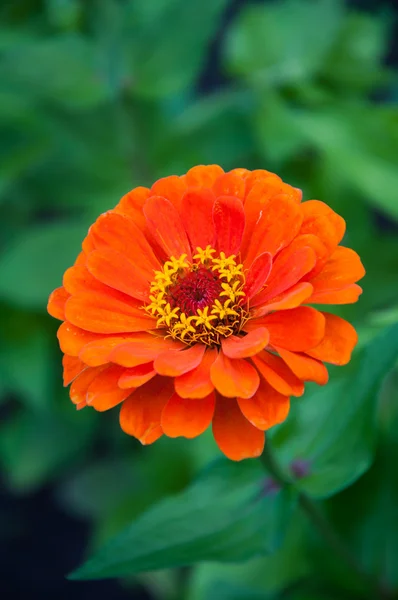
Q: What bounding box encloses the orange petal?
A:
[221,328,270,359]
[244,252,272,299]
[86,248,150,301]
[251,307,325,352]
[244,195,303,266]
[144,196,191,260]
[284,233,329,279]
[150,175,187,212]
[251,246,316,308]
[110,336,181,367]
[119,377,174,445]
[47,286,70,320]
[306,312,358,365]
[63,264,135,302]
[63,355,86,386]
[154,344,206,377]
[79,334,152,367]
[118,363,156,389]
[237,378,290,430]
[300,200,345,254]
[252,282,314,318]
[241,179,286,254]
[181,189,216,250]
[161,392,215,438]
[243,170,282,199]
[65,293,155,334]
[87,364,131,412]
[70,366,105,405]
[252,352,304,397]
[212,396,265,460]
[86,211,160,277]
[57,322,103,356]
[213,195,245,256]
[213,172,245,200]
[174,347,217,398]
[308,284,363,305]
[275,347,329,385]
[113,186,150,230]
[210,353,259,399]
[309,246,365,293]
[184,165,225,188]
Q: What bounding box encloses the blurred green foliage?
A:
[0,0,398,599]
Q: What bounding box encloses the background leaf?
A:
[70,459,296,580]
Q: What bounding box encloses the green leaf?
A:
[1,34,112,108]
[0,222,88,308]
[272,323,398,498]
[224,0,342,85]
[70,459,296,580]
[102,0,229,98]
[321,12,392,91]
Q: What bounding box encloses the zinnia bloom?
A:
[48,165,365,460]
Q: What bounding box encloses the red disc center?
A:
[167,267,222,315]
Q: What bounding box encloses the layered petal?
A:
[251,282,313,317]
[308,284,363,305]
[150,175,187,212]
[212,396,265,460]
[306,312,358,365]
[184,164,224,188]
[110,335,180,367]
[300,200,346,253]
[65,293,155,334]
[244,195,302,266]
[86,365,131,412]
[144,196,191,260]
[47,286,70,320]
[309,246,365,293]
[118,363,156,389]
[161,392,215,438]
[174,348,217,398]
[221,328,270,358]
[86,248,150,301]
[237,378,290,430]
[119,377,174,445]
[63,355,85,386]
[251,307,325,352]
[154,344,206,377]
[252,352,304,397]
[210,353,260,399]
[275,347,329,385]
[244,252,272,299]
[213,172,246,200]
[251,246,316,308]
[213,195,245,256]
[181,189,216,249]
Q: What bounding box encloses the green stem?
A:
[260,443,385,599]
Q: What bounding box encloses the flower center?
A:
[146,246,249,346]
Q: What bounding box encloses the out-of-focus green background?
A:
[0,1,397,599]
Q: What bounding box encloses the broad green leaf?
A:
[224,0,342,85]
[70,459,296,580]
[188,515,309,600]
[325,369,398,590]
[272,323,398,498]
[0,222,89,308]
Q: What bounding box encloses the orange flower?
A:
[48,165,365,460]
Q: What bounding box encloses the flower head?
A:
[48,165,365,460]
